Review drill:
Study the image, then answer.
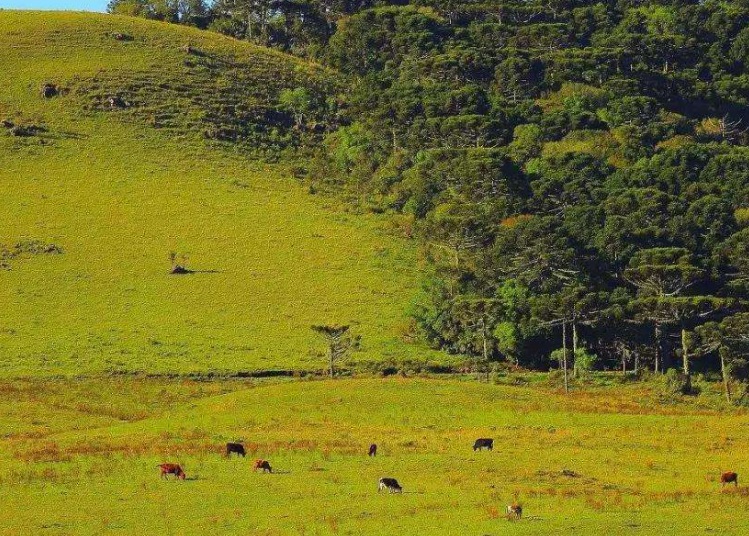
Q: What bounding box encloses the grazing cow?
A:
[158,463,186,480]
[721,471,738,487]
[226,442,246,457]
[378,477,402,493]
[108,96,126,109]
[369,444,377,457]
[253,459,272,473]
[506,503,522,520]
[40,83,58,99]
[473,438,493,451]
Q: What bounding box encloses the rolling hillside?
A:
[0,11,441,377]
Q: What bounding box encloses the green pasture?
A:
[1,377,748,535]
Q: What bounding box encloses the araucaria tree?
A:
[311,325,358,377]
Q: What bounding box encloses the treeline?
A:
[107,0,379,54]
[113,0,749,398]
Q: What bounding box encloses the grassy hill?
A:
[2,376,749,535]
[0,11,441,377]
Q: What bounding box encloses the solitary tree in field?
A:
[169,251,190,274]
[311,324,358,377]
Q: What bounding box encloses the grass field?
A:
[1,376,748,535]
[0,11,440,377]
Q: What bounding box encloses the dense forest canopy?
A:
[110,0,749,395]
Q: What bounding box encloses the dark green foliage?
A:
[299,0,749,379]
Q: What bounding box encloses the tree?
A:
[623,248,704,298]
[107,0,153,17]
[279,87,313,130]
[178,0,211,27]
[107,0,179,21]
[623,248,706,373]
[311,324,358,377]
[631,296,734,385]
[695,314,749,403]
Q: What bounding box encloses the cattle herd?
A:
[157,438,741,520]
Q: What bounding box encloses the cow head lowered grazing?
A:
[253,459,272,473]
[473,438,493,451]
[378,477,402,493]
[226,442,246,457]
[158,463,185,480]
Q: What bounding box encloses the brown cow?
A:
[506,503,522,520]
[158,463,185,480]
[253,459,272,473]
[368,444,377,457]
[721,471,738,487]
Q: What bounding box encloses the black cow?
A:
[378,477,402,493]
[473,438,493,451]
[226,442,246,457]
[368,444,377,457]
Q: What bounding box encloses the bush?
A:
[662,369,699,397]
[574,349,597,377]
[544,369,566,388]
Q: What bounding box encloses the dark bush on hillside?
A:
[9,124,46,137]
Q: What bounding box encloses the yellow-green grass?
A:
[1,377,749,535]
[0,11,443,377]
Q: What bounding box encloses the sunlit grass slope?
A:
[1,377,749,535]
[0,11,439,377]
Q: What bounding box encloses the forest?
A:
[109,0,749,398]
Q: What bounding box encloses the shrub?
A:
[662,368,699,396]
[735,208,749,228]
[574,349,597,377]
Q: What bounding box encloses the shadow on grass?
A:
[169,267,223,275]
